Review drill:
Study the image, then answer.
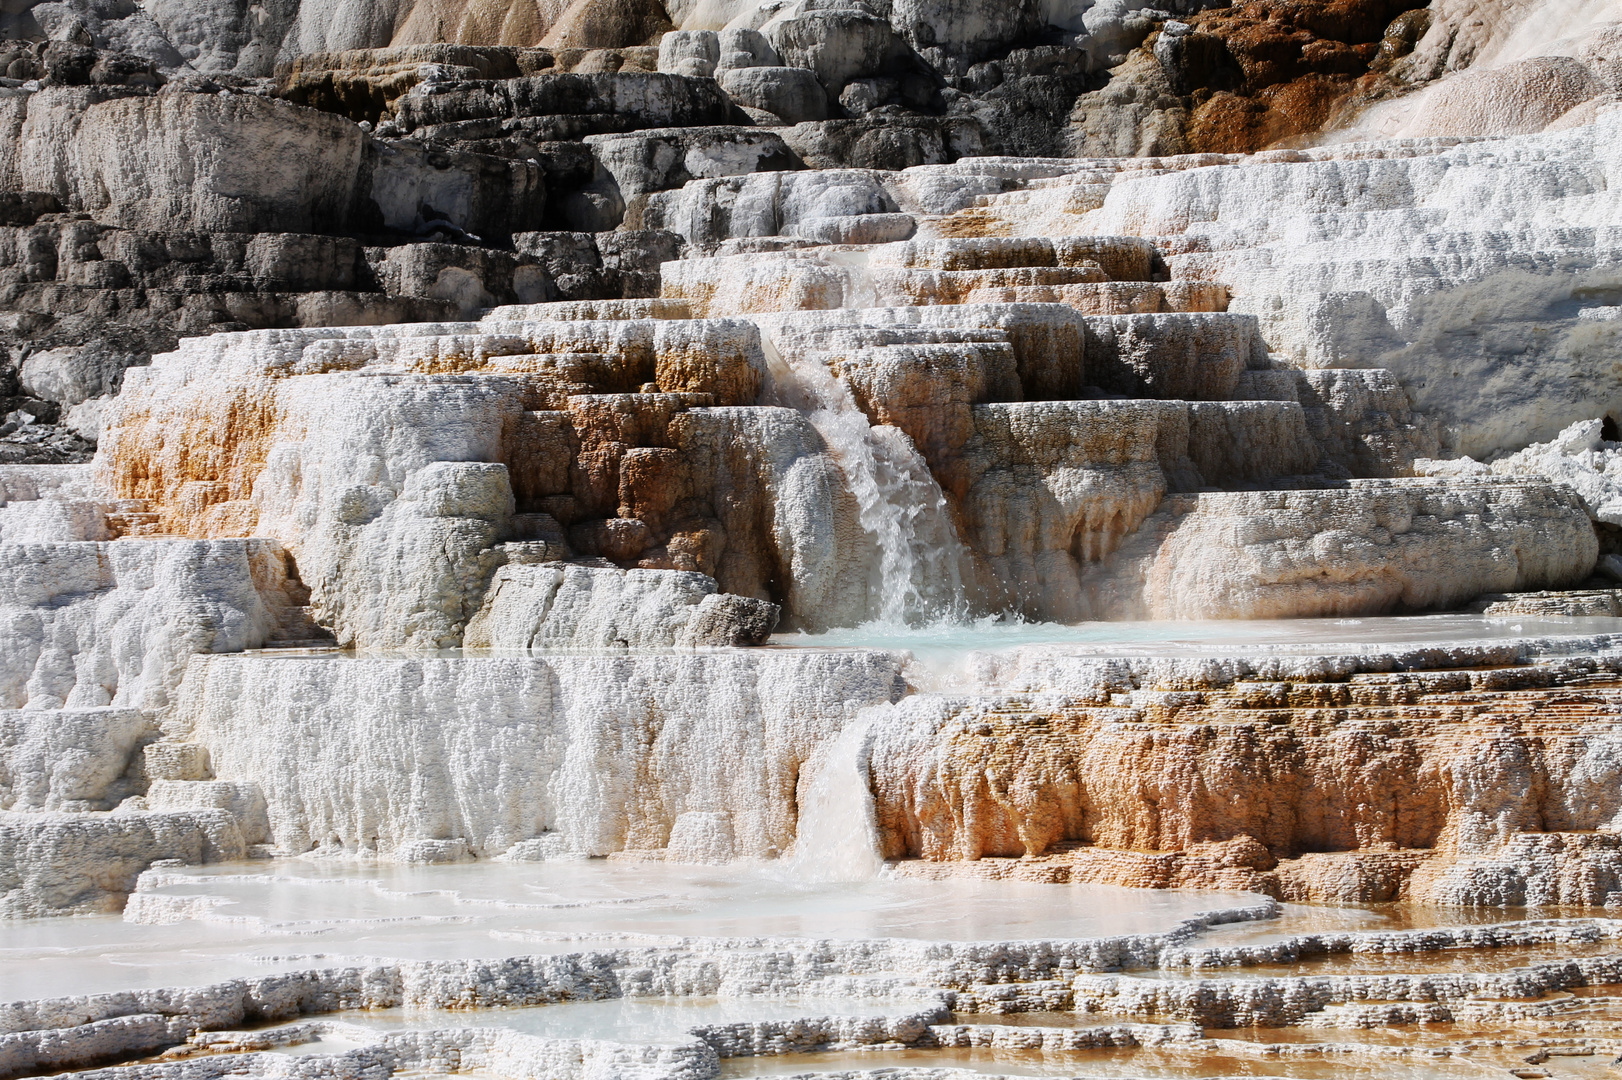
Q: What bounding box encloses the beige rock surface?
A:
[952,400,1171,622]
[21,88,363,235]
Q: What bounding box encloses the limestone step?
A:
[483,297,693,322]
[963,280,1230,315]
[0,808,249,918]
[390,72,734,142]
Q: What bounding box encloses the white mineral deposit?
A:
[5,0,1622,1077]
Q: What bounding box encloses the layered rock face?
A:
[95,634,1622,910]
[88,315,865,639]
[2,187,1609,912]
[9,11,1622,1080]
[4,0,1622,926]
[876,643,1622,906]
[169,650,905,862]
[949,115,1622,459]
[70,225,1592,637]
[1,0,1617,465]
[3,130,1617,912]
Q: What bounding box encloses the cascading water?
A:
[784,712,885,882]
[762,335,973,627]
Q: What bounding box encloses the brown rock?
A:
[569,515,652,561]
[873,658,1622,905]
[652,319,765,406]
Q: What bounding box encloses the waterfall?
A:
[763,336,972,626]
[785,715,884,882]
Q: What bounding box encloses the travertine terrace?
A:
[5,0,1622,1077]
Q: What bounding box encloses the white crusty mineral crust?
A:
[298,460,512,651]
[81,298,1602,641]
[664,810,740,863]
[0,809,246,918]
[142,781,271,846]
[0,464,96,502]
[0,708,152,811]
[0,498,113,543]
[1080,312,1265,402]
[169,650,906,859]
[1439,416,1622,526]
[0,539,304,712]
[1404,831,1622,907]
[0,464,109,543]
[466,564,778,649]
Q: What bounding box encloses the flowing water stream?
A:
[782,713,886,882]
[761,334,972,627]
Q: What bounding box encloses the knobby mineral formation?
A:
[4,1,1622,1078]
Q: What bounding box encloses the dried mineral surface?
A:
[5,1,1622,1078]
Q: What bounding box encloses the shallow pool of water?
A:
[773,613,1622,658]
[265,1032,377,1057]
[293,996,936,1045]
[766,613,1622,694]
[1192,903,1608,945]
[1,859,1264,1002]
[716,1044,1509,1078]
[252,613,1622,676]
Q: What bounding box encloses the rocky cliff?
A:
[3,0,1622,922]
[0,0,1611,465]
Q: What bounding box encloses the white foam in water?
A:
[0,860,1261,1001]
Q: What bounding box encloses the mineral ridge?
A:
[4,0,1622,1077]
